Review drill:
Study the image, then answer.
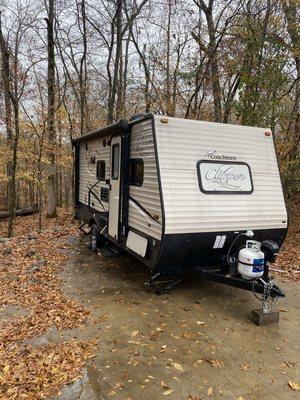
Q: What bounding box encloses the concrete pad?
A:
[52,237,300,400]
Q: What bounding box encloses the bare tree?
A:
[45,0,57,217]
[281,0,300,161]
[193,0,222,122]
[0,11,14,235]
[0,4,34,235]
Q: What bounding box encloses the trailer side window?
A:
[96,160,106,180]
[129,158,144,186]
[112,144,120,179]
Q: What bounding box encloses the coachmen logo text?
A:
[204,150,236,161]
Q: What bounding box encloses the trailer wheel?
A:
[90,224,100,252]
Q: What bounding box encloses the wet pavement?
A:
[50,235,300,400]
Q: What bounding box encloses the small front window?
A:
[129,158,144,186]
[96,160,106,180]
[112,144,120,179]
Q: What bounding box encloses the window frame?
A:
[96,160,106,181]
[111,143,120,180]
[196,159,254,195]
[129,158,144,187]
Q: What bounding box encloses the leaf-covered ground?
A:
[0,210,97,400]
[0,204,299,400]
[274,196,300,280]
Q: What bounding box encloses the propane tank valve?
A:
[245,230,254,238]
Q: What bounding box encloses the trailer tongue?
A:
[196,269,284,325]
[146,258,285,326]
[146,229,285,324]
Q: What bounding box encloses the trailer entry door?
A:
[109,136,121,239]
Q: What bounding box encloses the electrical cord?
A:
[226,230,254,266]
[226,233,244,265]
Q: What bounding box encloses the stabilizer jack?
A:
[145,272,181,295]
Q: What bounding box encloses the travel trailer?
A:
[73,113,288,319]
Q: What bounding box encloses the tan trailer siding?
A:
[154,115,287,234]
[79,137,110,212]
[128,118,162,241]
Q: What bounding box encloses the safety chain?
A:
[260,279,278,313]
[252,278,279,313]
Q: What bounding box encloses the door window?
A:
[96,160,106,180]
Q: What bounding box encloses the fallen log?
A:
[0,206,39,221]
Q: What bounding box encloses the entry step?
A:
[98,245,120,258]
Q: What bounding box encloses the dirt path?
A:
[53,234,300,400]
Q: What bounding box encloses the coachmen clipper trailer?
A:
[73,113,288,323]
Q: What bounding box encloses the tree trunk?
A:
[205,6,222,122]
[116,30,124,119]
[165,0,172,115]
[223,75,240,123]
[0,12,15,237]
[46,0,57,217]
[79,0,88,134]
[10,91,20,235]
[121,32,130,116]
[129,27,151,111]
[188,1,222,121]
[107,0,123,124]
[281,0,300,161]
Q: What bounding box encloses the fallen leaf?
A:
[163,389,174,395]
[173,362,184,371]
[240,362,250,371]
[160,381,169,390]
[171,334,180,339]
[205,358,224,368]
[128,358,139,366]
[196,321,205,325]
[3,365,10,373]
[288,381,300,390]
[280,361,296,369]
[130,330,139,337]
[207,387,213,396]
[183,332,198,339]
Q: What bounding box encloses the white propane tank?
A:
[238,240,265,280]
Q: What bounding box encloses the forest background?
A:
[0,0,299,237]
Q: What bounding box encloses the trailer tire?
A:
[90,224,100,252]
